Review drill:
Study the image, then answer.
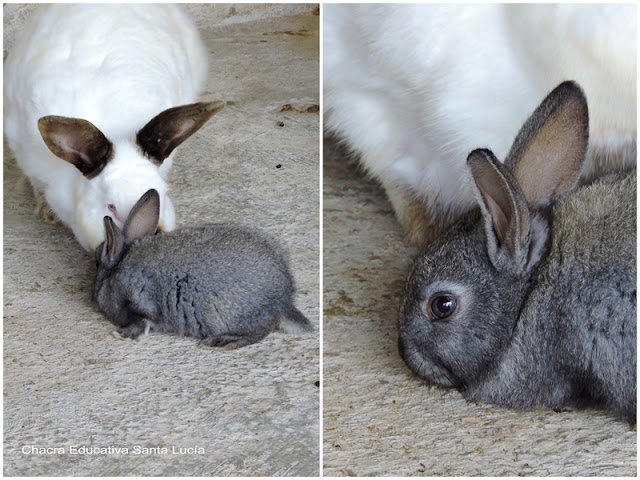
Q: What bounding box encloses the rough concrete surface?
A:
[323,136,636,476]
[3,10,319,477]
[2,3,318,55]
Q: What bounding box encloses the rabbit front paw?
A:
[116,320,150,340]
[32,185,59,224]
[201,333,266,350]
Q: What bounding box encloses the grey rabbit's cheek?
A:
[94,275,110,309]
[399,328,460,388]
[400,280,474,385]
[104,291,130,328]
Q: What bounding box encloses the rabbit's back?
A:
[121,224,295,337]
[551,172,636,278]
[4,4,207,144]
[523,172,636,417]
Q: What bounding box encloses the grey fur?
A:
[399,81,636,424]
[95,189,312,349]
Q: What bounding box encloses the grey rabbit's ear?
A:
[101,216,124,268]
[469,81,589,276]
[123,189,160,243]
[468,149,539,276]
[505,80,589,208]
[136,101,225,164]
[37,116,113,179]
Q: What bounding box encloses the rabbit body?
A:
[324,4,636,244]
[483,172,636,420]
[4,4,214,251]
[95,191,311,348]
[398,82,637,423]
[400,172,636,422]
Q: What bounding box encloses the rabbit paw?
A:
[197,342,235,352]
[201,334,259,350]
[116,321,149,340]
[111,330,133,341]
[553,406,574,414]
[384,183,449,246]
[32,186,59,224]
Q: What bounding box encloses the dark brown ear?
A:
[136,100,225,164]
[38,116,113,179]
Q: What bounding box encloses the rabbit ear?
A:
[136,100,225,164]
[101,216,124,267]
[468,149,536,276]
[122,189,160,243]
[505,81,589,208]
[38,116,113,179]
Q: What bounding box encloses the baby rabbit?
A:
[324,4,636,244]
[94,189,312,348]
[399,81,636,424]
[4,4,223,251]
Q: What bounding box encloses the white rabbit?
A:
[4,4,223,251]
[324,4,636,245]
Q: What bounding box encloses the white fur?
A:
[4,4,208,251]
[324,4,636,225]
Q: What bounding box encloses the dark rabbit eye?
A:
[428,294,458,321]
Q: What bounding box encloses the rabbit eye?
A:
[428,294,458,321]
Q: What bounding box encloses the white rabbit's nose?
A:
[107,203,121,222]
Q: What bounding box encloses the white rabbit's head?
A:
[37,101,224,251]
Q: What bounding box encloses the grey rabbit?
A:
[94,189,312,348]
[399,81,636,424]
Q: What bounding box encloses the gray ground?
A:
[322,136,637,476]
[3,9,319,477]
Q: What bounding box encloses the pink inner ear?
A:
[483,191,509,244]
[108,204,120,222]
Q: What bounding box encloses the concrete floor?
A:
[322,135,636,476]
[4,10,319,477]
